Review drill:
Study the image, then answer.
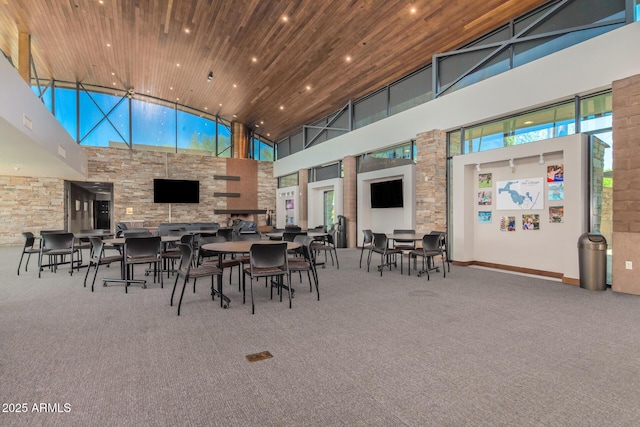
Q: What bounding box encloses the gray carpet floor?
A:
[2,246,640,426]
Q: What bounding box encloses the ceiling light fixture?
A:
[476,163,481,172]
[345,55,352,62]
[207,71,213,82]
[539,153,545,165]
[509,158,515,169]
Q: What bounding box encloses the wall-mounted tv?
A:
[370,179,403,208]
[153,179,200,203]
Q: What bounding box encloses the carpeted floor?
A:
[2,245,640,426]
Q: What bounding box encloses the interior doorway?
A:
[65,181,114,233]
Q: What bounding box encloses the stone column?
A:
[342,155,357,248]
[612,73,640,294]
[415,130,447,233]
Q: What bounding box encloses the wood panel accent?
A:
[225,158,257,210]
[0,0,548,141]
[18,31,29,84]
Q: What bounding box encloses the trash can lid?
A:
[577,232,607,249]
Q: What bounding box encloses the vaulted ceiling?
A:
[0,0,548,142]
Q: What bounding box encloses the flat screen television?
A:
[153,179,200,203]
[370,179,403,208]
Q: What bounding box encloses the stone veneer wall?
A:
[0,147,276,246]
[0,176,65,245]
[612,73,640,294]
[415,129,447,233]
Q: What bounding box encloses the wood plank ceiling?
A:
[0,0,549,142]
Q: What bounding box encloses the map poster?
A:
[548,182,564,201]
[496,177,544,210]
[523,214,540,230]
[478,173,492,188]
[478,190,492,206]
[500,216,516,232]
[547,164,564,182]
[549,206,564,223]
[478,211,492,224]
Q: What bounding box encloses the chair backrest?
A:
[250,243,287,269]
[125,236,161,259]
[115,222,129,237]
[179,233,194,246]
[167,228,187,236]
[238,232,261,241]
[217,228,234,241]
[421,234,442,252]
[177,243,195,273]
[200,234,226,245]
[89,236,105,259]
[42,232,75,250]
[22,232,36,249]
[362,229,373,245]
[283,230,307,242]
[298,236,316,263]
[284,224,302,231]
[372,233,389,250]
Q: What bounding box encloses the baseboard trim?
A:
[452,260,563,279]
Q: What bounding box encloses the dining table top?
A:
[201,240,300,254]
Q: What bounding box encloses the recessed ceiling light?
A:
[267,133,270,137]
[233,114,237,118]
[112,82,116,86]
[279,105,284,110]
[524,120,534,125]
[233,84,237,88]
[176,63,180,67]
[176,98,179,101]
[260,120,264,124]
[345,55,352,62]
[306,85,311,91]
[219,103,222,107]
[146,90,150,93]
[99,0,104,4]
[410,7,417,14]
[255,124,260,128]
[106,43,111,47]
[111,72,115,75]
[169,87,173,90]
[251,57,257,63]
[282,16,288,22]
[184,28,190,34]
[204,107,208,110]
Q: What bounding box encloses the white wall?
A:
[452,134,588,280]
[275,185,299,228]
[357,164,416,239]
[274,21,640,177]
[307,178,344,228]
[0,56,87,178]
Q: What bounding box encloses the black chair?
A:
[217,228,235,241]
[199,234,244,290]
[170,244,225,315]
[122,236,163,293]
[310,228,339,269]
[430,231,451,272]
[368,233,403,276]
[392,229,416,251]
[38,232,79,278]
[17,232,40,275]
[288,236,319,300]
[242,242,291,314]
[115,222,128,238]
[122,230,152,238]
[283,230,307,242]
[408,234,446,279]
[84,237,123,291]
[164,233,195,275]
[359,229,373,269]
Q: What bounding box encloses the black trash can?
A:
[336,215,347,248]
[577,233,607,291]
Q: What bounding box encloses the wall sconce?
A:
[539,153,545,165]
[509,158,515,173]
[476,163,481,172]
